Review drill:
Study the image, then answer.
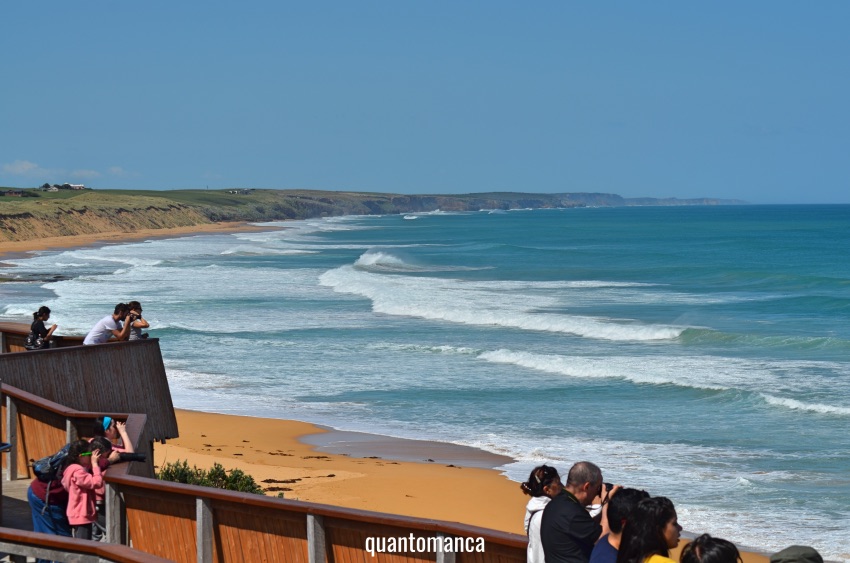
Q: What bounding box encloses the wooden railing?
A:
[0,527,172,563]
[1,383,150,479]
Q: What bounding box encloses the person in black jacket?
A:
[29,306,57,349]
[541,461,617,563]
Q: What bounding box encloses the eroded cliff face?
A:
[0,202,212,242]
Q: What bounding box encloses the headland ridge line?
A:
[0,187,747,245]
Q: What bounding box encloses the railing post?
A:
[0,330,6,353]
[435,533,456,563]
[66,418,78,443]
[196,497,213,563]
[306,513,327,563]
[5,395,18,480]
[105,482,127,545]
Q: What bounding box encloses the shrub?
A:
[156,460,266,495]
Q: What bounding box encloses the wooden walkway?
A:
[1,478,32,533]
[1,478,35,562]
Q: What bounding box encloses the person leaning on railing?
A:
[28,306,57,350]
[82,303,133,345]
[127,301,150,340]
[27,471,72,544]
[91,416,134,455]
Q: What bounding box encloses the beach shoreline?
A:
[0,221,280,263]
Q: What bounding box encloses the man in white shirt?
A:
[83,303,133,345]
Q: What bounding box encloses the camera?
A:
[604,482,613,492]
[117,452,147,463]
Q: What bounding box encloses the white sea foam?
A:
[760,394,850,416]
[355,251,409,268]
[367,343,481,356]
[220,246,317,256]
[478,349,726,390]
[474,348,850,398]
[319,263,686,342]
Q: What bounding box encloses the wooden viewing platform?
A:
[0,324,527,561]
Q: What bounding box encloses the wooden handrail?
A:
[0,527,172,562]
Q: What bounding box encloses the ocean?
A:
[2,205,849,560]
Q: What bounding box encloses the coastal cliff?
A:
[0,188,744,243]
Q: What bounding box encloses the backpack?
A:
[24,332,46,350]
[32,443,71,482]
[25,322,48,350]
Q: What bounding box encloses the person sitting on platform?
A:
[82,303,132,345]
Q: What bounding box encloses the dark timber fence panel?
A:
[0,332,178,442]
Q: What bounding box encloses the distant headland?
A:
[0,187,746,243]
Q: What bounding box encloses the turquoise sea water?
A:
[2,205,849,559]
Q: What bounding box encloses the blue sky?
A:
[2,2,848,203]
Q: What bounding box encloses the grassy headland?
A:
[0,187,744,243]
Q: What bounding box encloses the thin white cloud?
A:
[3,159,46,176]
[108,166,126,176]
[70,169,102,179]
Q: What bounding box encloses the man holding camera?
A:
[82,303,133,345]
[541,461,618,563]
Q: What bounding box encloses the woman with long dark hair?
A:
[617,497,682,563]
[521,465,563,563]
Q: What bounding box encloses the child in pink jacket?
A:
[60,439,103,540]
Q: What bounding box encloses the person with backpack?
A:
[27,442,72,563]
[27,471,71,536]
[60,440,104,540]
[26,306,57,350]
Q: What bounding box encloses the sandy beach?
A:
[0,222,277,262]
[2,225,772,562]
[156,409,527,534]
